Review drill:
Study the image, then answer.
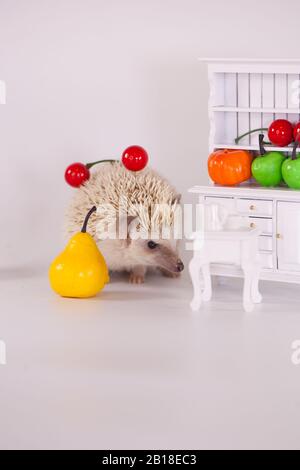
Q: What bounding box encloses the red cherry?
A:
[293,122,300,142]
[65,162,90,187]
[121,145,149,172]
[268,119,293,147]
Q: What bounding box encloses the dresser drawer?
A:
[259,236,273,252]
[260,252,274,269]
[237,198,273,216]
[247,217,273,235]
[205,196,236,212]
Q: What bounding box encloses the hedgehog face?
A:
[128,237,184,273]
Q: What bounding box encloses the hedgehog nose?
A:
[176,260,184,272]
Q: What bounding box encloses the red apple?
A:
[268,119,293,147]
[293,122,300,142]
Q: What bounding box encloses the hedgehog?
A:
[65,162,184,283]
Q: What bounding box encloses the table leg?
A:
[202,263,212,302]
[242,264,255,313]
[251,260,262,304]
[189,257,202,311]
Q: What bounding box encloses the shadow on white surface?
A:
[0,265,44,281]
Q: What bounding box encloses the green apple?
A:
[252,152,285,187]
[251,134,285,187]
[282,141,300,189]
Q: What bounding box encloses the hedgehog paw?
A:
[129,266,146,284]
[129,273,145,284]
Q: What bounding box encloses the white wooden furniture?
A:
[189,226,262,313]
[190,59,300,285]
[189,185,300,284]
[202,58,300,154]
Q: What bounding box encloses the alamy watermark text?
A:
[0,340,6,365]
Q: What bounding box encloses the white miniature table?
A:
[189,227,262,313]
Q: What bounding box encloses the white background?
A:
[1,0,300,451]
[2,0,300,267]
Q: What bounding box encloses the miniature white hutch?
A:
[189,59,300,284]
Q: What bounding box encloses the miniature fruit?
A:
[65,146,149,188]
[65,159,116,187]
[282,141,300,189]
[251,135,285,187]
[268,119,293,147]
[208,148,252,186]
[122,145,149,172]
[293,122,300,142]
[235,119,293,147]
[49,206,109,298]
[65,162,90,187]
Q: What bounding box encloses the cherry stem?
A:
[259,134,266,156]
[235,127,268,144]
[86,159,116,169]
[292,140,299,161]
[81,206,97,233]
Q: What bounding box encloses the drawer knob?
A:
[250,205,256,211]
[276,233,282,239]
[250,222,256,228]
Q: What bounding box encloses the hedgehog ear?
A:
[127,216,140,241]
[115,214,138,242]
[127,215,137,228]
[172,194,181,204]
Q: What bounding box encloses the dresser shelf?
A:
[213,144,300,153]
[212,106,300,114]
[201,59,300,149]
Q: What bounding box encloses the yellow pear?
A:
[49,206,109,298]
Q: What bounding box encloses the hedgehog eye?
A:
[147,240,158,249]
